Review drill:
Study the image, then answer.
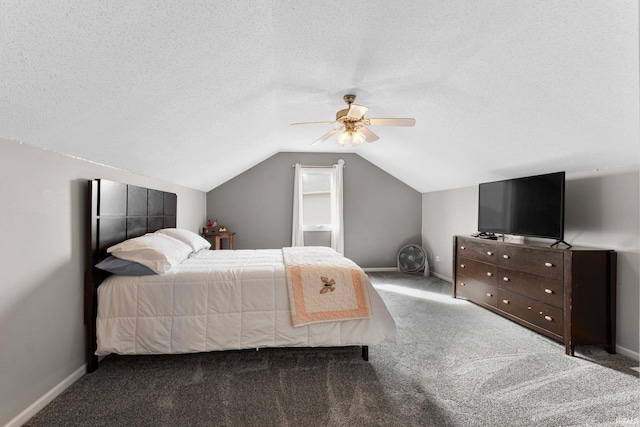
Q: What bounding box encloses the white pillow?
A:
[107,233,193,274]
[155,228,211,252]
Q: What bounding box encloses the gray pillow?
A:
[95,256,157,276]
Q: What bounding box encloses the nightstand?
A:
[201,230,235,250]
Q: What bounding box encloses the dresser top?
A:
[456,235,613,253]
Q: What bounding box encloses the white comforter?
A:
[96,248,396,356]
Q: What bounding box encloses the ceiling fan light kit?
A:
[292,94,416,147]
[337,129,366,146]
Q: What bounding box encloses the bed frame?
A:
[84,179,368,373]
[84,179,177,373]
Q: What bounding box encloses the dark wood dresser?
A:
[452,235,616,356]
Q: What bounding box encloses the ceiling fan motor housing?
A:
[343,94,356,104]
[336,108,350,121]
[337,94,359,121]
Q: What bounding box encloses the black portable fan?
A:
[397,244,429,275]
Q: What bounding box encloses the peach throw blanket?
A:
[283,247,370,327]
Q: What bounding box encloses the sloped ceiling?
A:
[1,1,638,193]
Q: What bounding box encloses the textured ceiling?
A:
[1,1,638,192]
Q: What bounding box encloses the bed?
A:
[84,179,396,372]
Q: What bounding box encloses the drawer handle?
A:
[502,299,509,304]
[486,272,493,277]
[527,306,532,310]
[544,315,553,321]
[503,254,510,259]
[460,264,465,268]
[544,288,553,294]
[460,282,466,286]
[460,246,466,250]
[486,293,493,297]
[486,251,493,256]
[545,262,554,267]
[503,277,509,282]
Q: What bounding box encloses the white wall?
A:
[422,166,639,360]
[421,186,478,280]
[0,139,206,425]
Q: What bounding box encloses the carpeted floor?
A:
[26,272,639,426]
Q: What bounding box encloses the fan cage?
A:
[397,244,429,275]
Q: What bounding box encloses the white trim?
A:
[6,364,86,427]
[301,167,333,175]
[362,268,455,280]
[431,271,452,282]
[432,271,638,361]
[4,324,634,427]
[616,344,640,362]
[301,224,332,231]
[362,267,398,272]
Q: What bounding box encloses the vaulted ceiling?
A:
[1,1,638,193]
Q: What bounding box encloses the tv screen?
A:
[478,172,565,240]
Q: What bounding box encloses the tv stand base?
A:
[551,239,572,249]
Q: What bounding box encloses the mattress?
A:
[96,248,397,356]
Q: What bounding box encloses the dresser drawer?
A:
[456,276,497,308]
[457,257,498,284]
[498,246,563,280]
[498,268,563,308]
[498,289,563,336]
[456,238,499,264]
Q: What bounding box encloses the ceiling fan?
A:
[291,94,416,147]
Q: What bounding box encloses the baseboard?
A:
[616,344,640,362]
[425,274,637,362]
[4,337,636,425]
[430,271,452,282]
[363,268,454,282]
[6,364,86,427]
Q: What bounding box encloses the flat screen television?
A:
[478,171,565,243]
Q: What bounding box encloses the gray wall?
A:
[421,166,639,360]
[207,152,422,268]
[0,139,206,425]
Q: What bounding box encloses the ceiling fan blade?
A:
[346,104,369,120]
[366,118,416,127]
[359,127,379,142]
[311,127,342,146]
[291,121,337,126]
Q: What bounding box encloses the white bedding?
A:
[96,248,396,356]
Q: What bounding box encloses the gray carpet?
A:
[26,272,639,426]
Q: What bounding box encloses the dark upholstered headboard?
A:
[84,179,177,372]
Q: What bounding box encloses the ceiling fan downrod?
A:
[337,94,358,121]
